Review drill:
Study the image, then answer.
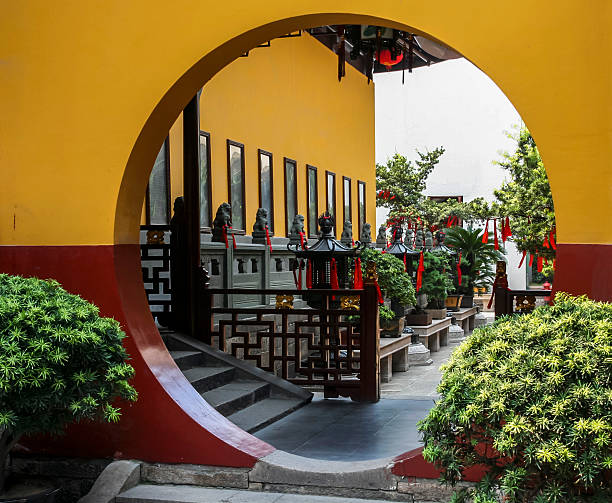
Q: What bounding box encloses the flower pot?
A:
[380,316,405,338]
[460,295,474,308]
[424,308,447,320]
[445,294,463,312]
[405,311,433,326]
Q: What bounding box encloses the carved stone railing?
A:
[200,286,380,402]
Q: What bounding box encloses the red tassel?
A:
[232,233,237,250]
[299,232,305,249]
[494,219,499,250]
[222,225,229,249]
[529,254,535,268]
[265,226,272,253]
[330,258,339,290]
[375,280,384,304]
[403,253,407,272]
[456,252,462,286]
[306,260,313,289]
[543,237,550,249]
[353,258,363,289]
[518,250,526,268]
[544,258,548,266]
[482,220,489,243]
[505,217,512,238]
[501,218,507,243]
[416,251,425,292]
[550,230,557,250]
[537,256,543,273]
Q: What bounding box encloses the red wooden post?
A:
[360,261,380,402]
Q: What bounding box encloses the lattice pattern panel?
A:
[210,310,362,387]
[140,244,171,319]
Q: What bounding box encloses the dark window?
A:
[284,158,298,236]
[199,131,212,230]
[326,171,336,235]
[358,180,366,238]
[227,140,246,232]
[307,165,318,237]
[258,150,274,233]
[146,137,170,225]
[342,176,352,226]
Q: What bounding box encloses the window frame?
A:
[284,157,298,237]
[145,136,171,226]
[258,149,274,235]
[342,175,352,228]
[326,170,337,235]
[199,131,213,232]
[357,180,366,239]
[226,139,246,234]
[306,164,319,238]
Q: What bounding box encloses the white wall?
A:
[374,58,526,288]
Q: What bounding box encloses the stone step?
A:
[182,366,235,393]
[117,484,406,503]
[227,396,305,433]
[201,380,270,416]
[169,350,203,370]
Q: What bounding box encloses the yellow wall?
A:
[155,33,375,237]
[2,1,612,246]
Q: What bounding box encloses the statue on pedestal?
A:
[376,225,387,246]
[340,220,353,245]
[288,214,307,247]
[360,222,372,246]
[252,208,269,245]
[211,202,232,243]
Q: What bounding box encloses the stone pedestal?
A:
[380,355,394,383]
[408,343,433,366]
[392,347,410,372]
[474,311,488,329]
[448,322,465,344]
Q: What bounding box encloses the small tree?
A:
[0,274,138,490]
[359,248,416,308]
[421,252,454,309]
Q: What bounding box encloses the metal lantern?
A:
[290,212,362,290]
[385,225,420,276]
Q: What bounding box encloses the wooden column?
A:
[494,260,510,319]
[183,93,202,337]
[360,261,380,402]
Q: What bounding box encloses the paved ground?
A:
[254,343,457,461]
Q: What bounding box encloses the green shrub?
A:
[0,274,137,488]
[360,248,416,307]
[418,293,612,502]
[421,251,454,308]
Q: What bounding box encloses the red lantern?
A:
[377,48,403,68]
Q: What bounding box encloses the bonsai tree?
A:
[445,227,504,295]
[0,274,138,491]
[418,293,612,502]
[421,252,454,309]
[359,248,416,310]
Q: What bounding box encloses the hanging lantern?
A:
[385,225,420,277]
[377,48,403,69]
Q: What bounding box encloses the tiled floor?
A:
[254,342,459,461]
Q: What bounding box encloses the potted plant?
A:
[359,248,416,335]
[420,251,454,319]
[445,226,504,308]
[418,293,612,502]
[0,274,138,500]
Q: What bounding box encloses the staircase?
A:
[162,330,313,433]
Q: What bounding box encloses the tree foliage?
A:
[360,248,416,307]
[419,293,612,502]
[0,274,138,488]
[421,252,454,307]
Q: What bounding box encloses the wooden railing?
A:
[493,261,552,319]
[200,285,380,402]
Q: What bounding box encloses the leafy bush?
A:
[421,251,454,308]
[360,248,416,307]
[379,304,395,321]
[0,274,137,488]
[418,293,612,502]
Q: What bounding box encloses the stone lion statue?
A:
[211,202,232,243]
[360,222,372,244]
[340,220,353,245]
[376,224,387,245]
[288,214,307,246]
[252,207,269,244]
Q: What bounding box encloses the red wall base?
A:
[553,243,612,301]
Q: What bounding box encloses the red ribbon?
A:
[330,258,339,290]
[375,280,384,304]
[494,219,499,250]
[403,253,407,272]
[456,252,462,286]
[505,217,512,238]
[537,256,543,273]
[518,250,526,268]
[306,260,313,289]
[353,257,363,289]
[222,225,229,249]
[550,229,557,250]
[543,237,550,249]
[482,220,489,243]
[416,251,425,292]
[265,226,272,253]
[529,253,535,268]
[299,232,305,249]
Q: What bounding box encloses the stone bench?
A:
[409,317,451,352]
[452,307,478,335]
[379,332,412,383]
